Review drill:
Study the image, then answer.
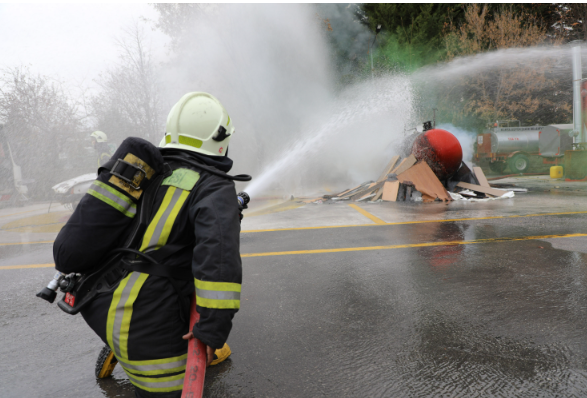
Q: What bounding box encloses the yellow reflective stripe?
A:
[178,135,203,148]
[88,180,136,218]
[194,278,241,309]
[139,187,190,252]
[127,372,184,393]
[194,278,241,292]
[196,288,240,301]
[139,187,176,251]
[195,295,240,309]
[106,272,149,360]
[119,273,149,359]
[106,273,132,352]
[165,134,203,149]
[121,363,185,376]
[92,180,134,205]
[159,189,189,247]
[119,353,188,366]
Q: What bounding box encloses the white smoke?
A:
[158,4,417,197]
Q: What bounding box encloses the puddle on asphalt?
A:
[210,233,587,397]
[96,368,135,398]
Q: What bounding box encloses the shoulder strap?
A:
[163,155,252,181]
[121,259,192,281]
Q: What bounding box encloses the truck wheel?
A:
[489,162,507,173]
[509,154,530,173]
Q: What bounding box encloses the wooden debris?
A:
[350,181,384,201]
[302,198,323,203]
[473,167,490,188]
[372,188,384,202]
[377,155,400,182]
[335,187,353,197]
[397,161,451,201]
[381,181,400,201]
[446,162,479,192]
[339,182,372,199]
[391,158,406,172]
[357,193,376,202]
[349,183,375,201]
[456,182,505,197]
[302,151,515,205]
[391,154,417,175]
[421,194,435,203]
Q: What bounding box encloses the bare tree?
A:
[0,66,86,197]
[92,22,163,144]
[440,5,570,128]
[152,4,202,48]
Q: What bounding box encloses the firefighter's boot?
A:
[210,343,231,366]
[95,345,118,378]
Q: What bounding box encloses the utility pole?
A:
[370,24,382,79]
[571,41,583,145]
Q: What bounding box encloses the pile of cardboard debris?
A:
[305,154,515,204]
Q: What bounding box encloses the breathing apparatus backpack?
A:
[39,137,251,315]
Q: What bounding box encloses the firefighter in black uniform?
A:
[54,92,242,397]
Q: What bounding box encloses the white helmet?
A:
[160,92,234,156]
[90,131,108,143]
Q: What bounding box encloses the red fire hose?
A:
[181,293,206,398]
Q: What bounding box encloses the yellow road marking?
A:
[347,203,386,225]
[243,223,374,233]
[241,233,587,258]
[0,240,54,247]
[0,263,54,270]
[241,210,587,233]
[0,208,40,218]
[3,232,587,268]
[244,201,305,218]
[2,210,587,246]
[1,211,70,233]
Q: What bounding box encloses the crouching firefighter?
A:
[50,92,251,397]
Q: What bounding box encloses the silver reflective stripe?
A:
[88,181,136,217]
[118,357,187,373]
[112,272,141,357]
[144,188,183,252]
[195,288,241,301]
[127,374,184,389]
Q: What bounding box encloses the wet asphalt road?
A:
[3,184,587,397]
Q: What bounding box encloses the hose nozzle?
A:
[36,271,64,303]
[237,192,250,210]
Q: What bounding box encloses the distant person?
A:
[90,131,116,166]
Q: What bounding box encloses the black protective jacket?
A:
[54,139,242,395]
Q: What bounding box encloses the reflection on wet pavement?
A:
[96,369,135,398]
[205,235,587,397]
[4,189,587,397]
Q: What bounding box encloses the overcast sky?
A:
[0,3,167,89]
